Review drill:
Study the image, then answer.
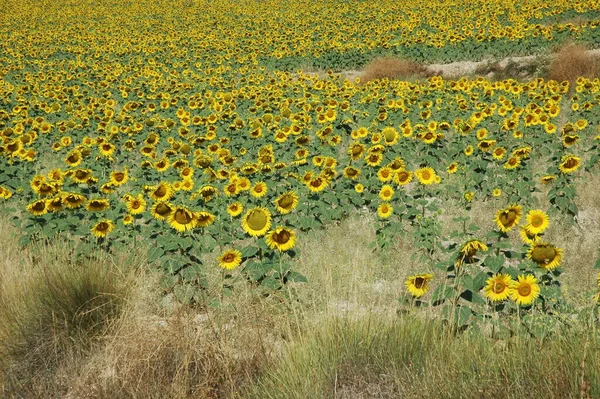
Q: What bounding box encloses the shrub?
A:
[548,43,598,84]
[360,57,428,83]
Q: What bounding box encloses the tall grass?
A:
[250,315,600,399]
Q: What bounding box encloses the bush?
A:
[548,43,598,84]
[360,57,428,83]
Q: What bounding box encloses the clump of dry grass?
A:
[360,57,428,84]
[548,43,599,84]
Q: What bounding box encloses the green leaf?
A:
[431,285,454,304]
[173,284,196,305]
[241,245,259,259]
[285,271,308,283]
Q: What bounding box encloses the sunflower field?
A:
[1,0,600,328]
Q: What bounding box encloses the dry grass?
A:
[548,43,599,84]
[360,57,428,84]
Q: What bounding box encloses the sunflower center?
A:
[96,222,109,232]
[414,277,426,289]
[223,253,235,263]
[531,216,544,228]
[421,171,431,180]
[114,172,125,182]
[564,158,577,168]
[33,202,45,211]
[155,203,172,216]
[155,186,167,197]
[351,146,362,156]
[398,172,409,182]
[272,229,291,244]
[247,210,268,230]
[131,200,141,209]
[499,210,517,227]
[531,245,556,264]
[518,284,531,296]
[174,209,193,225]
[278,195,294,208]
[493,281,506,294]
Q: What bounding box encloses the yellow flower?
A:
[91,220,115,238]
[494,205,522,232]
[125,194,146,215]
[227,202,244,217]
[527,242,563,271]
[379,185,394,201]
[274,191,299,214]
[218,249,242,270]
[250,182,268,198]
[405,274,433,298]
[265,227,296,252]
[168,206,198,232]
[415,167,437,185]
[559,155,581,174]
[484,273,513,302]
[242,207,272,237]
[377,203,393,219]
[524,209,549,235]
[510,275,540,306]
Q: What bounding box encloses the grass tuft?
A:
[548,43,599,84]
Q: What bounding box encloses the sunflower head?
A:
[525,209,549,235]
[510,274,540,306]
[265,227,296,252]
[527,242,563,270]
[91,219,115,238]
[494,205,522,232]
[242,207,272,237]
[405,274,433,298]
[274,191,299,214]
[484,273,513,302]
[218,249,242,270]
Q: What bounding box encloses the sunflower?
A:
[524,209,549,235]
[91,220,115,238]
[559,155,581,174]
[27,199,49,216]
[168,206,198,232]
[377,203,393,219]
[415,167,437,185]
[492,189,502,197]
[99,142,115,157]
[456,240,488,266]
[227,202,244,217]
[379,185,394,201]
[126,194,146,215]
[484,273,513,302]
[251,182,268,198]
[376,167,393,182]
[110,169,129,186]
[122,215,134,225]
[494,205,522,232]
[306,177,328,193]
[503,156,521,170]
[447,162,458,174]
[348,142,366,160]
[355,184,364,193]
[381,127,399,145]
[85,199,110,212]
[405,274,433,298]
[265,227,296,251]
[464,145,474,156]
[365,152,383,167]
[343,166,361,180]
[151,201,173,221]
[527,242,563,270]
[0,186,13,199]
[197,185,219,202]
[541,175,557,185]
[242,207,272,237]
[71,169,93,184]
[65,150,82,167]
[62,193,86,209]
[149,182,174,202]
[394,170,413,185]
[274,191,299,214]
[196,211,216,227]
[510,275,540,306]
[218,249,242,270]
